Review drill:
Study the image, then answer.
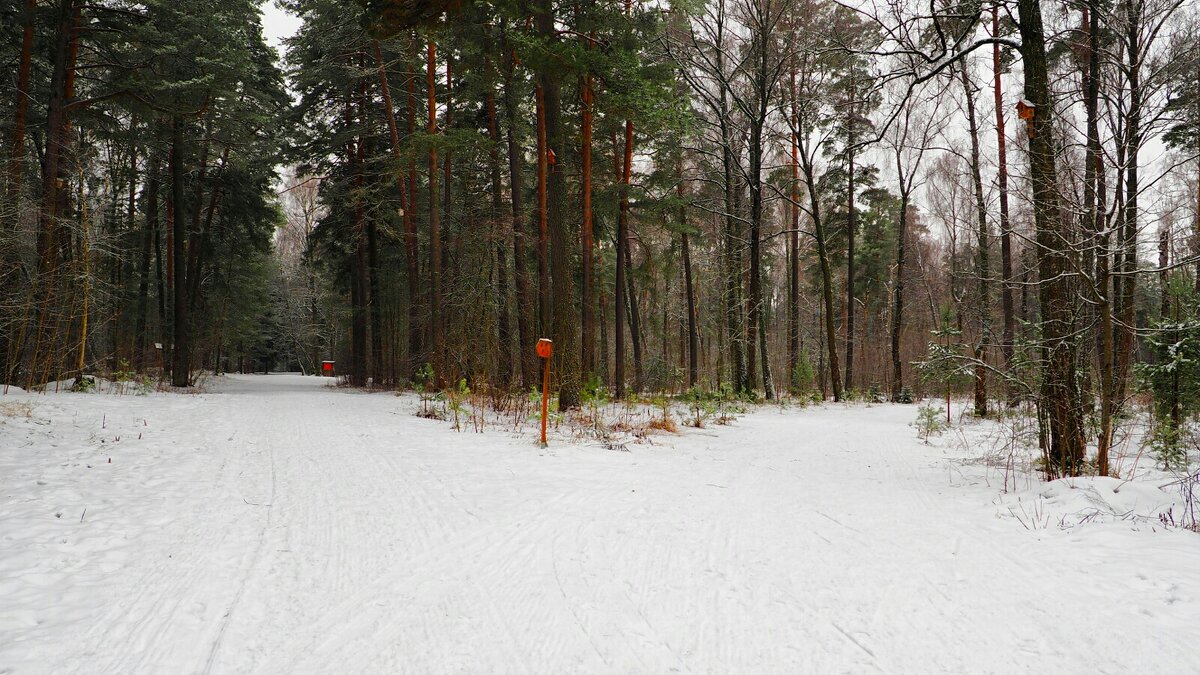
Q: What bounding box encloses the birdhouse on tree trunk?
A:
[1017,99,1036,138]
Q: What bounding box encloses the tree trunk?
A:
[1083,0,1113,475]
[134,150,160,371]
[789,71,801,393]
[169,117,190,387]
[487,88,515,386]
[960,62,990,417]
[503,41,536,389]
[890,196,908,401]
[358,68,382,384]
[993,3,1016,404]
[1017,0,1087,475]
[406,40,422,375]
[581,74,595,378]
[624,236,645,392]
[844,76,857,394]
[747,61,774,399]
[2,0,36,231]
[37,0,80,278]
[373,40,417,378]
[1115,0,1141,409]
[536,0,580,409]
[615,129,631,398]
[347,93,368,387]
[535,84,550,336]
[800,142,842,401]
[680,170,699,387]
[443,54,453,212]
[427,41,444,384]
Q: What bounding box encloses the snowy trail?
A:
[3,374,1199,673]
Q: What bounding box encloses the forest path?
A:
[3,374,1199,673]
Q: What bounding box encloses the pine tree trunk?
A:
[615,131,630,398]
[360,69,382,384]
[535,85,550,336]
[993,3,1016,404]
[427,41,444,385]
[844,78,857,394]
[536,0,580,409]
[503,41,536,389]
[169,117,190,387]
[373,40,416,378]
[135,150,160,372]
[406,40,422,375]
[581,74,595,378]
[443,54,453,211]
[487,88,515,386]
[2,0,35,230]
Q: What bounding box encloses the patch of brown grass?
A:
[648,416,678,433]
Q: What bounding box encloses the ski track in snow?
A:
[2,373,1199,673]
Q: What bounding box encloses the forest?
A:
[2,0,1199,477]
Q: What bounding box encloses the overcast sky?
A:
[260,1,301,52]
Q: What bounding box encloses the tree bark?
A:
[799,151,841,400]
[169,116,190,387]
[844,75,857,394]
[789,70,801,393]
[680,168,699,387]
[615,129,630,398]
[581,74,595,378]
[535,85,550,336]
[135,150,160,372]
[427,41,444,384]
[960,62,990,417]
[536,0,580,409]
[890,196,908,401]
[993,3,1016,404]
[503,40,536,388]
[487,87,515,386]
[1083,0,1114,475]
[1017,0,1087,475]
[406,39,422,374]
[37,0,81,278]
[373,40,416,378]
[746,41,774,400]
[1115,0,1141,409]
[2,0,36,232]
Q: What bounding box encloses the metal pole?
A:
[541,356,549,445]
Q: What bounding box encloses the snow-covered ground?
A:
[2,373,1198,673]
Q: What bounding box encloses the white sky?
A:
[259,1,301,52]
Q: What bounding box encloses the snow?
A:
[2,373,1199,673]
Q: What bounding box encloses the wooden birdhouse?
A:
[1016,99,1036,121]
[1017,100,1037,139]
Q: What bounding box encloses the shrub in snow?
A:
[1137,279,1200,470]
[913,403,947,443]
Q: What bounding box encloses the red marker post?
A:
[536,338,553,445]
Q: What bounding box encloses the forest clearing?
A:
[2,374,1198,672]
[3,0,1200,670]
